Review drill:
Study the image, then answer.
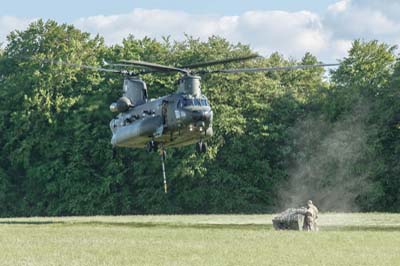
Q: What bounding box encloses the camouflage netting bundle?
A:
[272,208,307,230]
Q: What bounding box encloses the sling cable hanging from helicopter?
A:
[159,147,168,193]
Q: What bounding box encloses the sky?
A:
[1,0,400,62]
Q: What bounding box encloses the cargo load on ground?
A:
[272,208,307,230]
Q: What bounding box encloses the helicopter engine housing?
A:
[123,77,148,106]
[109,96,132,113]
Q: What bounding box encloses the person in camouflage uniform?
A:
[303,200,319,231]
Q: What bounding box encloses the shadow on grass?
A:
[0,221,65,225]
[1,221,400,232]
[322,225,400,232]
[63,221,275,231]
[64,222,400,232]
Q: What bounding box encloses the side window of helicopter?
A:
[177,100,183,109]
[201,99,208,106]
[183,98,191,107]
[142,88,148,102]
[193,99,201,106]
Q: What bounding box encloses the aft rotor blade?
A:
[120,59,189,74]
[179,54,260,69]
[202,63,340,74]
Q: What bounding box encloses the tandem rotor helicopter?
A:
[45,54,339,193]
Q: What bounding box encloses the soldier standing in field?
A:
[307,200,319,231]
[302,200,319,231]
[302,206,314,231]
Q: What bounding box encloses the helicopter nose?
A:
[191,110,212,122]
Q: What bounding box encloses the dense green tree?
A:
[324,41,399,211]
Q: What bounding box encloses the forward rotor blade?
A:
[1,56,137,76]
[201,63,340,74]
[120,59,189,74]
[103,62,140,68]
[179,54,260,69]
[43,59,135,75]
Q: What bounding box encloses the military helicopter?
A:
[37,55,339,192]
[107,57,338,152]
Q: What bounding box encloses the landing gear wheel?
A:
[147,140,158,153]
[201,142,207,153]
[196,141,208,154]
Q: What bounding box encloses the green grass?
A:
[1,213,400,266]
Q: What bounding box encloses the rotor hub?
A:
[177,75,201,97]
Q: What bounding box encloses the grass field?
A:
[1,213,400,266]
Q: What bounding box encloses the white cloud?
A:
[330,39,352,59]
[74,4,400,62]
[74,9,238,44]
[235,11,328,56]
[2,1,400,62]
[325,0,400,42]
[328,0,350,13]
[0,16,35,46]
[352,0,400,22]
[74,9,339,61]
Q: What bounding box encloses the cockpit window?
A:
[201,99,208,106]
[183,99,190,107]
[182,98,209,107]
[183,98,195,106]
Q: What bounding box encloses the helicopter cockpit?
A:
[178,96,209,109]
[182,98,209,107]
[176,95,213,127]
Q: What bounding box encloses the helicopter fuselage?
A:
[110,93,213,149]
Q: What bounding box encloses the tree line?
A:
[0,20,399,216]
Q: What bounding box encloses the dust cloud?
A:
[280,104,373,211]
